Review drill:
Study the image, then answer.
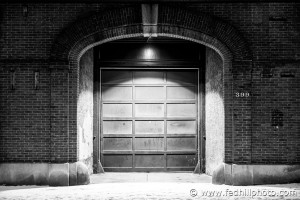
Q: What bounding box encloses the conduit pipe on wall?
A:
[142,4,158,37]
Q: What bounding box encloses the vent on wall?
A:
[280,71,296,78]
[269,16,287,22]
[261,68,273,78]
[271,109,283,129]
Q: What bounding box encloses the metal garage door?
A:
[100,69,199,172]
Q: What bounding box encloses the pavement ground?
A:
[0,173,299,200]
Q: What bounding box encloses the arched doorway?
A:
[95,37,205,172]
[50,4,252,178]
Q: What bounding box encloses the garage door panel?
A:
[104,155,133,167]
[167,154,198,167]
[135,155,165,167]
[103,121,132,134]
[102,71,132,84]
[167,104,196,117]
[103,104,132,117]
[135,121,164,134]
[102,86,132,100]
[167,138,196,151]
[167,121,196,134]
[167,72,196,84]
[103,138,132,151]
[135,104,164,117]
[167,86,195,100]
[134,71,164,84]
[135,138,164,150]
[136,86,164,100]
[101,69,199,171]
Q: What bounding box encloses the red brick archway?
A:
[49,5,253,169]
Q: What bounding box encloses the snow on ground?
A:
[0,173,299,200]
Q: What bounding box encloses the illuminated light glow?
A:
[143,47,155,60]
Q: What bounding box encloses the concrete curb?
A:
[49,163,69,186]
[0,162,90,186]
[212,163,300,185]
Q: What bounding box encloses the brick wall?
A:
[0,2,299,165]
[251,62,300,164]
[0,63,51,162]
[185,2,299,60]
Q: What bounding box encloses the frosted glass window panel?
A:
[135,104,164,117]
[135,86,164,100]
[167,86,195,99]
[167,72,196,84]
[102,86,132,100]
[103,121,132,134]
[102,71,132,84]
[134,71,164,84]
[135,121,164,134]
[167,121,196,134]
[103,138,132,150]
[103,104,132,117]
[167,104,196,117]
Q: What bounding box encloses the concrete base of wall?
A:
[0,162,90,186]
[212,163,300,185]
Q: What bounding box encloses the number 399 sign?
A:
[235,92,250,97]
